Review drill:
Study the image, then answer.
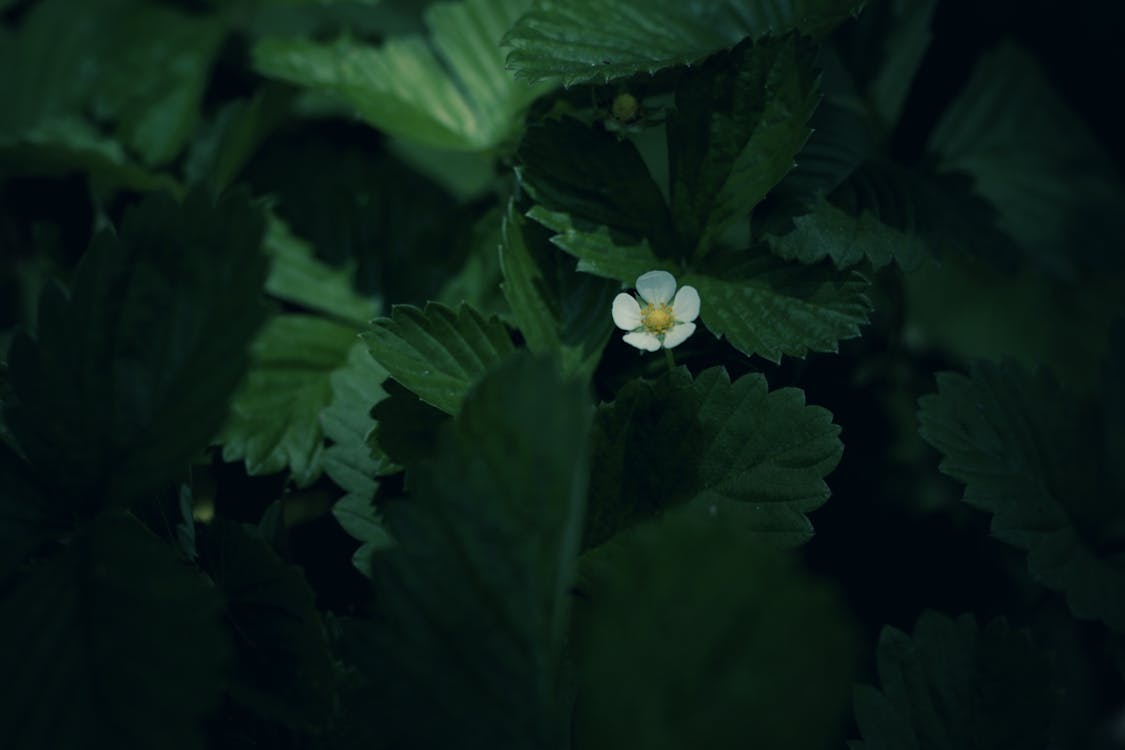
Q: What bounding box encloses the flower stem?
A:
[663,347,676,372]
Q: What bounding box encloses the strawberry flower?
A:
[611,270,700,351]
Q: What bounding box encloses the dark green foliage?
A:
[218,314,359,486]
[2,0,1123,747]
[500,202,618,378]
[918,351,1125,633]
[586,366,842,548]
[363,302,516,414]
[5,189,268,509]
[504,0,866,85]
[516,36,876,362]
[517,119,676,253]
[0,442,53,579]
[341,354,590,748]
[928,41,1125,278]
[572,511,855,750]
[0,513,230,750]
[667,35,820,256]
[851,612,1056,750]
[196,520,336,730]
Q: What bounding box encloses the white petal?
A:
[671,285,700,323]
[623,331,661,351]
[635,270,676,305]
[611,293,642,330]
[661,322,696,349]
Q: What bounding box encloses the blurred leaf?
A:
[0,0,224,168]
[245,134,475,303]
[436,207,511,321]
[667,36,820,256]
[253,0,554,151]
[87,4,225,166]
[500,202,617,379]
[903,248,1123,392]
[768,196,927,270]
[340,354,590,748]
[918,357,1125,633]
[5,190,268,509]
[835,0,937,130]
[219,314,358,487]
[263,215,378,327]
[0,119,180,192]
[572,511,854,750]
[587,367,841,548]
[369,380,452,469]
[184,86,295,192]
[197,520,336,731]
[363,302,515,414]
[504,0,866,85]
[929,41,1125,277]
[851,612,1055,750]
[387,137,498,201]
[767,96,875,205]
[322,343,395,574]
[1104,320,1125,494]
[0,512,229,750]
[0,442,54,579]
[833,160,1020,267]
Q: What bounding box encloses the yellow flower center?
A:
[641,303,675,334]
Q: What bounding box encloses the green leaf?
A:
[516,119,675,254]
[363,302,515,414]
[526,205,662,281]
[253,0,554,151]
[572,512,854,750]
[219,314,359,487]
[504,0,866,86]
[340,354,590,748]
[500,202,617,379]
[0,513,229,750]
[688,256,870,362]
[197,520,336,731]
[928,41,1125,277]
[851,612,1054,750]
[528,206,871,362]
[587,366,841,548]
[667,35,820,256]
[767,196,927,270]
[263,215,378,327]
[5,190,268,508]
[917,359,1125,633]
[321,344,395,574]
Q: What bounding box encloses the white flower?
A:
[611,270,700,352]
